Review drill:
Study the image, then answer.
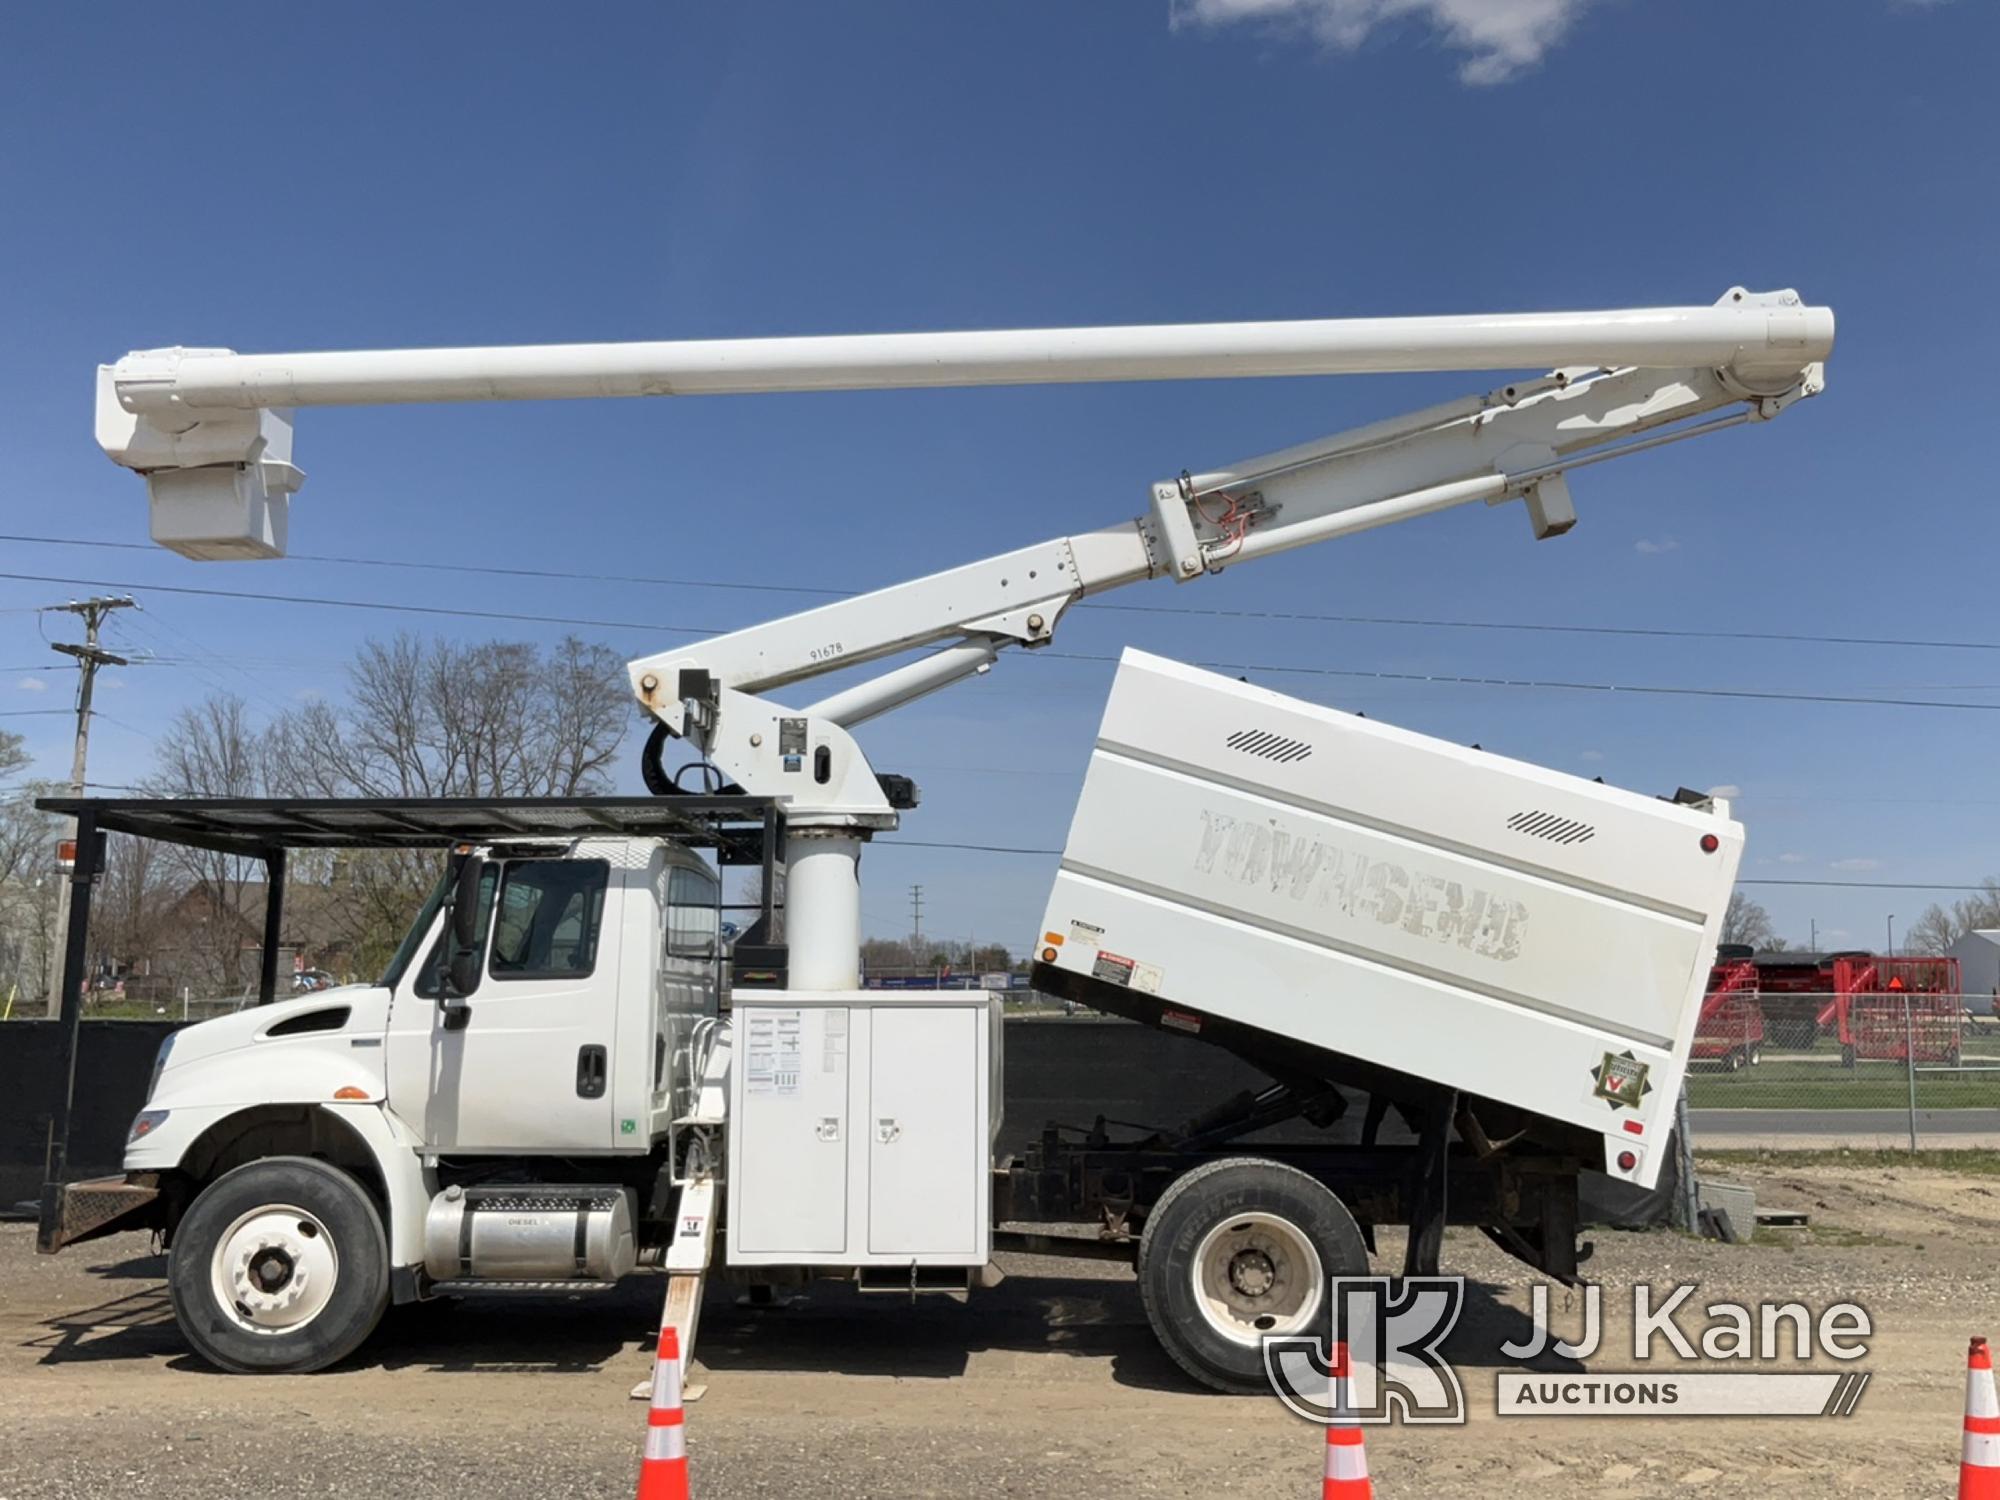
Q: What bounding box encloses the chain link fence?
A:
[1685,988,2000,1147]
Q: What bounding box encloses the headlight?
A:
[128,1109,170,1144]
[146,1034,175,1100]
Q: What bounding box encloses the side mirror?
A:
[451,855,485,950]
[438,854,487,1029]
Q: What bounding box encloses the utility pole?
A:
[1809,917,1818,952]
[909,884,925,953]
[1886,914,1895,958]
[43,596,134,1017]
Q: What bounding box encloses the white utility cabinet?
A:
[726,990,998,1268]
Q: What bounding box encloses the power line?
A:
[10,532,2000,655]
[1738,879,2000,892]
[0,570,712,637]
[1093,601,2000,654]
[0,533,847,600]
[874,838,2000,895]
[1041,651,2000,712]
[9,574,2000,713]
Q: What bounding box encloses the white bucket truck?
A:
[43,289,1825,1389]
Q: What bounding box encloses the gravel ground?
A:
[3,1158,1993,1498]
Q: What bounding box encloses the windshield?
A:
[379,869,450,989]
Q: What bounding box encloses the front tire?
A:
[1137,1157,1367,1394]
[168,1156,389,1373]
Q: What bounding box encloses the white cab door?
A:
[386,857,620,1153]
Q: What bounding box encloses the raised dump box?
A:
[1035,649,1741,1191]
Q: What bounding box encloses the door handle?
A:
[576,1045,607,1099]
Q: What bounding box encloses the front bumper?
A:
[37,1173,164,1254]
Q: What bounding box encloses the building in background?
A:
[1947,929,2000,1015]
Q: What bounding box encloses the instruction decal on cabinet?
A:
[745,1008,803,1095]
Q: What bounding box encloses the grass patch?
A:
[1683,1041,2000,1109]
[1698,1146,2000,1176]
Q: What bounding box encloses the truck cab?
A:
[67,829,726,1373]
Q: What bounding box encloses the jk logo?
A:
[1262,1276,1467,1425]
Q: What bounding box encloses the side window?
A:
[666,866,720,960]
[490,859,610,981]
[413,865,498,999]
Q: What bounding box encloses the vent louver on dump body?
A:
[1506,809,1596,846]
[1225,727,1315,764]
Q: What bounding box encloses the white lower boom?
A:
[628,337,1825,821]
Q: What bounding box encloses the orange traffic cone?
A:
[636,1325,691,1500]
[1964,1337,2000,1500]
[1323,1341,1373,1499]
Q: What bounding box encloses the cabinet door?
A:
[734,1007,848,1255]
[868,1007,979,1256]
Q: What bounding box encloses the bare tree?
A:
[1906,880,2000,955]
[0,736,62,1002]
[1720,890,1781,950]
[147,694,266,993]
[260,633,636,976]
[96,833,175,991]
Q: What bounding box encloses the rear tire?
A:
[168,1155,389,1374]
[1137,1157,1367,1395]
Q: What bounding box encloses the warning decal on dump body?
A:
[1069,919,1106,948]
[1160,1007,1202,1035]
[1590,1050,1652,1110]
[1092,950,1136,986]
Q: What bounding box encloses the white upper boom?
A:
[96,289,1831,561]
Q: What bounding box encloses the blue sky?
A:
[2,0,1996,953]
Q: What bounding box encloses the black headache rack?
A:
[33,794,786,1254]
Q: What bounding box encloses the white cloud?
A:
[16,675,47,693]
[1777,852,1808,865]
[1633,537,1680,555]
[1830,857,1882,872]
[100,674,127,691]
[1707,783,1741,799]
[1171,0,1599,84]
[1579,749,1605,762]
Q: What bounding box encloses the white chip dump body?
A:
[1037,649,1742,1189]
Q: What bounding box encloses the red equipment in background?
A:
[1749,951,1861,1049]
[1832,955,1962,1067]
[1693,959,1764,1070]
